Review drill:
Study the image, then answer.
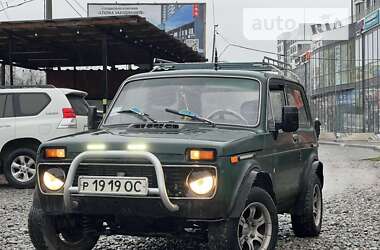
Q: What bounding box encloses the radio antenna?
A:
[211,0,218,63]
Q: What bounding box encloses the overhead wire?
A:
[217,32,380,62]
[0,0,37,13]
[64,0,82,17]
[72,0,86,13]
[0,1,9,19]
[217,32,284,58]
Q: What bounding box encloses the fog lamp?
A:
[43,168,65,191]
[187,170,215,195]
[127,144,147,151]
[87,144,106,151]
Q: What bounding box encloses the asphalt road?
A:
[0,145,379,249]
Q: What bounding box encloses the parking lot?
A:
[0,144,379,250]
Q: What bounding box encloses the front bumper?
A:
[63,151,179,212]
[38,193,226,220]
[38,150,226,220]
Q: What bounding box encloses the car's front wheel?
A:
[28,199,100,250]
[208,187,278,250]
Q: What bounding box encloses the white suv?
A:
[0,85,89,188]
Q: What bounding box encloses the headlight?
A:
[187,170,215,195]
[43,168,65,191]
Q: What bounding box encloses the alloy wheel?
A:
[312,184,322,227]
[10,155,36,183]
[238,202,272,250]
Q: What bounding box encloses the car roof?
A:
[0,87,87,97]
[58,88,88,97]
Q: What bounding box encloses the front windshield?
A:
[104,77,261,127]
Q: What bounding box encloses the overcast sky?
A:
[0,0,352,62]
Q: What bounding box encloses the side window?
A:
[286,86,310,127]
[15,93,51,117]
[269,89,286,124]
[66,94,89,116]
[267,92,273,123]
[4,94,15,118]
[0,95,5,118]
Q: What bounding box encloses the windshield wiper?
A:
[118,107,157,123]
[165,108,215,127]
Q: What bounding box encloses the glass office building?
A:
[303,8,380,133]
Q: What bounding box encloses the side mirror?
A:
[282,106,299,132]
[87,106,102,130]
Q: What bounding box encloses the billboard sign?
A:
[364,9,380,32]
[88,3,206,56]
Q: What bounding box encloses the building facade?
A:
[285,3,380,133]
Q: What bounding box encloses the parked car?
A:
[28,62,323,250]
[0,85,89,188]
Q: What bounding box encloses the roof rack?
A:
[152,57,301,82]
[0,84,55,89]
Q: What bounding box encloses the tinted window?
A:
[15,93,51,117]
[269,90,286,123]
[286,87,310,126]
[0,95,5,118]
[4,95,14,118]
[66,94,89,116]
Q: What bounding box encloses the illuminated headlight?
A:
[187,170,215,195]
[43,168,65,191]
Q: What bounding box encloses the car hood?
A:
[43,125,264,157]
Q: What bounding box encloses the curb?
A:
[319,141,380,151]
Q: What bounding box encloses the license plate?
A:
[78,176,148,196]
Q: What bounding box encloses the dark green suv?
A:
[28,62,324,250]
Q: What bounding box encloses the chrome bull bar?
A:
[63,150,179,212]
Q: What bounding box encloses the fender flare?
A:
[302,154,324,190]
[227,168,275,218]
[293,158,324,216]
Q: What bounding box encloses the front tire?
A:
[4,148,37,188]
[28,197,100,250]
[291,173,323,237]
[208,187,278,250]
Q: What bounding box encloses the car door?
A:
[285,83,315,187]
[0,94,15,151]
[14,93,52,142]
[266,80,301,207]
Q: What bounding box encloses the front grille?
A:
[73,164,216,198]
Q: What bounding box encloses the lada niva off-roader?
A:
[28,61,324,250]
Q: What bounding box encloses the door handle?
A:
[0,125,11,128]
[292,134,299,143]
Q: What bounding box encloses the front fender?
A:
[227,166,260,218]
